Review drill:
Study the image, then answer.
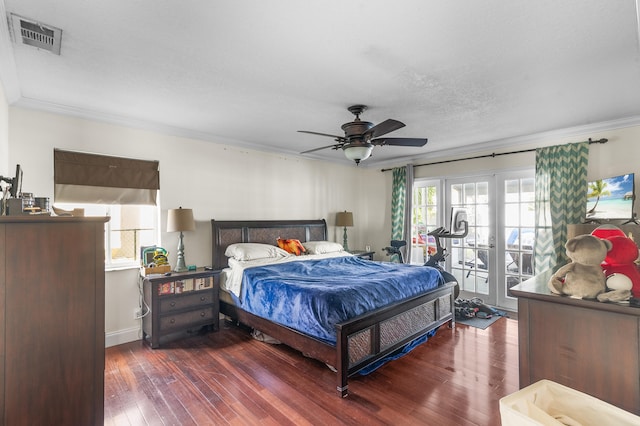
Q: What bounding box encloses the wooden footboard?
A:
[337,282,455,396]
[220,281,455,397]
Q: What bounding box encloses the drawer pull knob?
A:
[200,297,206,302]
[170,318,175,324]
[170,302,176,307]
[200,312,206,317]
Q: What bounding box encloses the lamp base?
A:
[174,231,189,272]
[174,264,188,273]
[342,226,349,252]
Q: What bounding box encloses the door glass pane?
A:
[521,202,535,227]
[464,183,476,204]
[451,184,462,204]
[505,179,520,202]
[449,179,492,298]
[476,204,489,226]
[504,177,535,301]
[521,178,535,201]
[477,182,489,204]
[410,180,440,265]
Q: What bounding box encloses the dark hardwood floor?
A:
[104,317,519,425]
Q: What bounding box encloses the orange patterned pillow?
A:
[277,238,306,256]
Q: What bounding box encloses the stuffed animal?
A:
[591,224,626,241]
[591,224,627,274]
[596,234,639,301]
[548,234,611,299]
[590,225,639,301]
[276,238,306,256]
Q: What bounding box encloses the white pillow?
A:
[302,240,345,254]
[225,243,291,261]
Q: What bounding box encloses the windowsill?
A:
[105,263,140,273]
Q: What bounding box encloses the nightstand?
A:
[349,250,375,260]
[141,268,219,348]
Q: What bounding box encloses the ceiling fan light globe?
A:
[343,145,373,163]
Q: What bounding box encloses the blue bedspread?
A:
[238,256,444,344]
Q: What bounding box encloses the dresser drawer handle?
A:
[200,311,206,317]
[170,301,176,307]
[170,318,175,324]
[200,296,206,302]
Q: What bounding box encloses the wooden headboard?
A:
[211,219,328,270]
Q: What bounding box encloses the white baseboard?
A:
[106,325,142,348]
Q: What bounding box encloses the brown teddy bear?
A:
[548,234,611,299]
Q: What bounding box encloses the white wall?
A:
[8,107,390,346]
[0,81,8,175]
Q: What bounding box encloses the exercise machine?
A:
[424,208,468,299]
[381,240,407,263]
[383,209,468,299]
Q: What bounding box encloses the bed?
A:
[211,219,456,397]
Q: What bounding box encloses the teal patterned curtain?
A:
[391,167,406,263]
[404,164,414,263]
[391,165,413,263]
[534,142,589,274]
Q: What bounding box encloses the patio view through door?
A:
[411,170,535,311]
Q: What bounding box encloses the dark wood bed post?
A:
[336,327,349,397]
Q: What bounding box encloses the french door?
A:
[441,170,534,311]
[446,176,497,306]
[496,171,535,310]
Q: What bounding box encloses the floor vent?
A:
[9,13,62,55]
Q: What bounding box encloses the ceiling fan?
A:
[299,105,428,164]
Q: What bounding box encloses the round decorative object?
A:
[606,273,633,291]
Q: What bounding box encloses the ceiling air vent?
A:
[9,13,62,55]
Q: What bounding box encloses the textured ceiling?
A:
[1,0,640,167]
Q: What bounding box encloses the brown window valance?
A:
[54,149,160,205]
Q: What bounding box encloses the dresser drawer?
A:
[159,307,216,333]
[160,290,215,313]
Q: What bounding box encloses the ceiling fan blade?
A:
[371,137,428,147]
[298,130,345,140]
[300,143,343,154]
[365,119,405,138]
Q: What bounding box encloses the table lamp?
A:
[167,207,196,272]
[336,211,353,251]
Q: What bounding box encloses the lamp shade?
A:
[335,211,354,227]
[167,207,196,232]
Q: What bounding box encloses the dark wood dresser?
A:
[511,270,640,415]
[0,216,108,425]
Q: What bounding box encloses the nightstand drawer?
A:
[159,307,216,332]
[160,290,214,313]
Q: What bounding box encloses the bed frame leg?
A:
[337,384,348,398]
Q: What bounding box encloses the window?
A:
[53,149,161,270]
[55,203,160,270]
[411,179,442,264]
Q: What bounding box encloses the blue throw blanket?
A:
[239,256,444,344]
